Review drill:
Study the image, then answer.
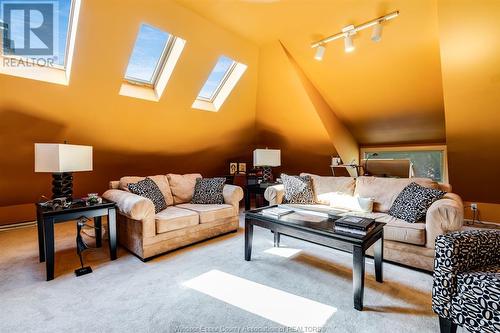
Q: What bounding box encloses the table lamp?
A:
[35,143,93,201]
[253,148,281,182]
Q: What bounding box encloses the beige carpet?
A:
[0,215,464,333]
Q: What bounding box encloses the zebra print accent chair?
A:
[432,230,500,333]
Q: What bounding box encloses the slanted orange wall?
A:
[437,0,500,223]
[255,41,358,177]
[0,0,258,225]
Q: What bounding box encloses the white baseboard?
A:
[464,219,500,229]
[0,220,37,231]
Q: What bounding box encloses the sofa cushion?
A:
[191,177,225,204]
[354,176,441,212]
[300,173,355,204]
[281,174,316,204]
[167,173,202,204]
[176,203,234,224]
[155,206,199,234]
[329,193,374,213]
[128,178,167,214]
[388,182,446,223]
[119,175,174,206]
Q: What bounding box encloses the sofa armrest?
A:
[223,185,244,215]
[264,184,285,205]
[425,193,464,248]
[102,189,156,238]
[432,230,500,318]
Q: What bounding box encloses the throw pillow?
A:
[329,193,374,213]
[388,182,446,223]
[128,177,167,214]
[281,174,316,204]
[191,177,226,204]
[167,173,202,204]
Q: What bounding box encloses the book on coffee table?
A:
[335,216,375,231]
[262,207,294,218]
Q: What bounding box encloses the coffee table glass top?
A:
[246,206,384,239]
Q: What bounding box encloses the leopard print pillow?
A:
[388,182,446,223]
[128,177,167,214]
[191,177,225,204]
[281,174,316,204]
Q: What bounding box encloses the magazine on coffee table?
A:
[262,207,294,218]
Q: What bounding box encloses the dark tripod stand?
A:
[75,216,99,277]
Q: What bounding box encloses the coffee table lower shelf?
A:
[244,212,384,311]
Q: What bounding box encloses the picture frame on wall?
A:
[230,162,238,175]
[238,163,247,174]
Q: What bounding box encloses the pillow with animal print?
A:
[128,177,167,214]
[281,174,316,204]
[388,182,446,223]
[191,177,226,204]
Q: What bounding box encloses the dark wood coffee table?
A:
[244,206,385,311]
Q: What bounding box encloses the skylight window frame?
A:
[0,0,76,71]
[0,0,81,85]
[196,60,237,103]
[123,33,176,88]
[192,57,247,112]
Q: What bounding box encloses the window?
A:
[361,146,448,183]
[193,55,247,112]
[0,0,81,85]
[119,23,185,102]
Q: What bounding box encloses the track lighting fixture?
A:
[344,35,355,53]
[311,10,399,60]
[314,45,326,61]
[371,23,383,42]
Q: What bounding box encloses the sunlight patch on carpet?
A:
[263,247,302,258]
[183,269,336,328]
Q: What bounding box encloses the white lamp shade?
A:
[35,144,93,173]
[253,149,281,167]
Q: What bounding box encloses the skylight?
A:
[0,0,81,85]
[125,24,170,85]
[198,56,234,100]
[193,55,247,112]
[120,23,186,101]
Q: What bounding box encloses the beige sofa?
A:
[102,174,243,260]
[264,174,464,271]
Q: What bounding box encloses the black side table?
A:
[35,199,117,281]
[244,182,279,211]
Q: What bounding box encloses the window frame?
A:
[192,56,247,112]
[123,32,175,87]
[0,0,76,70]
[360,145,448,183]
[0,0,81,85]
[196,60,237,103]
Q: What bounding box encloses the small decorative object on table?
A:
[85,193,102,206]
[238,162,247,174]
[229,162,238,175]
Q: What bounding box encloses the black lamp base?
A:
[262,167,274,183]
[52,172,73,201]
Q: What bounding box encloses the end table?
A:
[35,199,117,281]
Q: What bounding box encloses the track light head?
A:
[371,23,383,42]
[314,45,326,61]
[344,35,355,53]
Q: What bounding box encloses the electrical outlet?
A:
[471,203,478,210]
